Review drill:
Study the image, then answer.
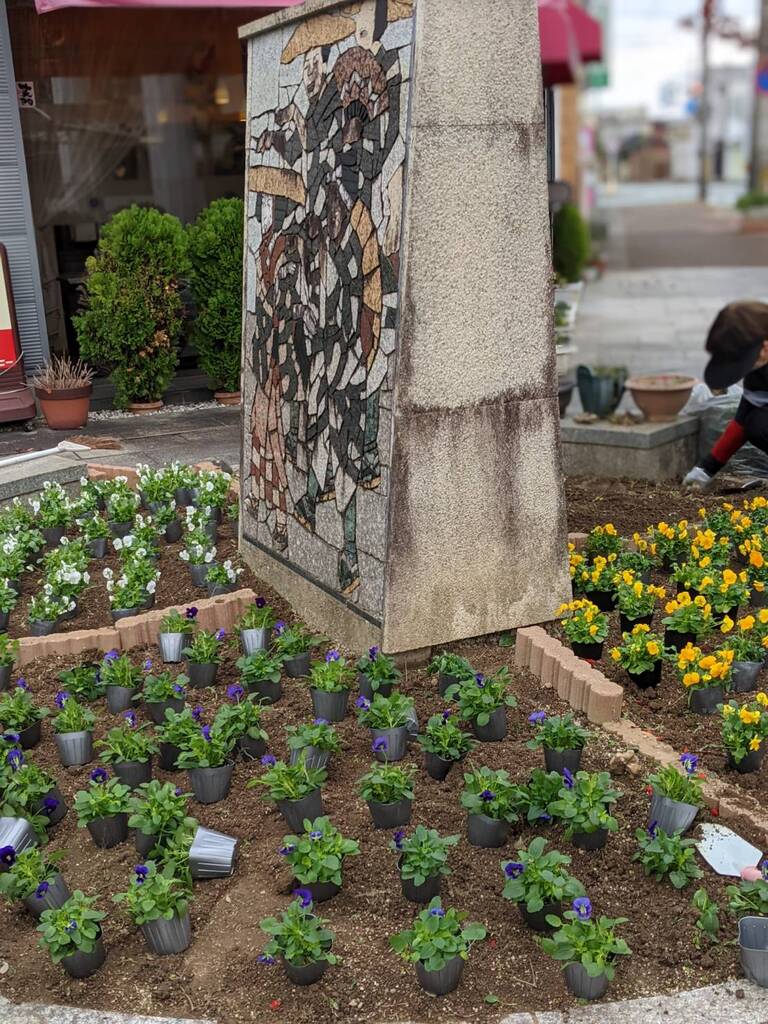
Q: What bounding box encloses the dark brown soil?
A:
[0,636,757,1023]
[7,522,258,639]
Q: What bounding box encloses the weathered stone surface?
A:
[86,464,139,489]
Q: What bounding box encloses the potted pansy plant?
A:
[419,711,475,781]
[392,826,459,904]
[584,522,623,560]
[0,681,48,748]
[0,846,69,918]
[272,622,324,678]
[721,695,768,774]
[720,613,765,692]
[101,650,142,714]
[390,897,486,996]
[259,891,337,986]
[447,668,517,742]
[205,558,243,597]
[37,890,107,979]
[176,724,236,804]
[460,766,521,848]
[249,754,327,832]
[103,564,156,621]
[0,577,18,632]
[237,597,277,654]
[214,684,270,760]
[517,768,564,827]
[428,651,475,698]
[236,649,284,704]
[539,897,631,1000]
[74,768,132,848]
[675,643,733,714]
[647,519,690,570]
[614,573,666,634]
[278,816,360,903]
[77,513,110,559]
[31,481,74,547]
[128,780,197,858]
[633,822,703,888]
[647,753,705,835]
[286,719,341,771]
[697,567,751,619]
[51,691,96,767]
[106,489,139,538]
[359,760,415,829]
[142,666,187,725]
[609,624,668,689]
[155,707,200,772]
[0,634,19,692]
[158,606,198,664]
[182,628,225,689]
[556,600,609,661]
[357,645,401,700]
[356,691,415,761]
[57,663,103,703]
[548,770,621,852]
[113,861,193,955]
[96,712,157,789]
[27,588,74,637]
[571,555,620,611]
[501,836,585,933]
[179,532,217,587]
[526,712,592,774]
[307,649,356,722]
[1,749,65,828]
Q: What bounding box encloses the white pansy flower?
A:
[179,550,189,562]
[103,568,114,580]
[146,580,157,594]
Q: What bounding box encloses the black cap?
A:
[704,301,768,389]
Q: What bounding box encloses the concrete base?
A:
[0,999,212,1024]
[561,415,699,481]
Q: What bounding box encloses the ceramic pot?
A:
[289,745,331,771]
[114,759,152,789]
[520,899,562,933]
[543,748,582,773]
[572,828,608,851]
[732,661,763,693]
[29,620,57,637]
[619,612,653,634]
[22,873,71,918]
[246,677,282,704]
[214,390,241,406]
[368,798,412,829]
[649,792,698,834]
[467,813,508,848]
[188,761,234,804]
[146,697,185,725]
[471,707,507,742]
[690,685,724,715]
[158,742,181,771]
[739,916,768,987]
[141,911,192,955]
[18,720,42,749]
[310,688,350,723]
[728,749,764,774]
[277,789,324,832]
[158,631,189,664]
[106,684,138,714]
[284,652,311,678]
[54,730,93,767]
[305,879,341,904]
[186,663,218,689]
[241,627,271,655]
[572,640,604,661]
[627,662,663,689]
[625,374,695,423]
[61,936,106,979]
[128,400,163,415]
[357,673,394,701]
[283,958,328,986]
[371,726,409,761]
[87,813,128,849]
[415,956,464,996]
[189,825,239,880]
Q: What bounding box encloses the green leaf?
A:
[498,634,514,648]
[484,994,500,1005]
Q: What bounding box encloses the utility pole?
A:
[749,0,768,193]
[698,0,714,202]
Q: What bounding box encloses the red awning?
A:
[538,0,603,88]
[35,0,300,12]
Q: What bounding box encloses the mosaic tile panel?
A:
[243,0,413,617]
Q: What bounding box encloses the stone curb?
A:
[16,590,256,666]
[0,1001,212,1024]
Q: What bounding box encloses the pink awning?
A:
[35,0,301,12]
[538,0,602,87]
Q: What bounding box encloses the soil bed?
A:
[0,636,760,1023]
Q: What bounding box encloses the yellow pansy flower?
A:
[682,672,700,688]
[646,641,660,657]
[739,615,756,631]
[756,692,768,707]
[610,648,621,662]
[721,615,734,633]
[751,737,762,751]
[722,703,735,717]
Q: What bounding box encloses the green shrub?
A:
[736,191,768,211]
[553,203,590,283]
[74,205,187,408]
[186,198,243,393]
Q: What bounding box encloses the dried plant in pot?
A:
[31,355,94,430]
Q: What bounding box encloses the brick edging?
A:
[16,589,257,666]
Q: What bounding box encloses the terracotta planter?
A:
[626,374,695,423]
[35,384,92,430]
[214,390,241,407]
[128,400,163,415]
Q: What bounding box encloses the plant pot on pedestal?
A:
[626,375,695,423]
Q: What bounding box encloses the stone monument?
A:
[239,0,570,654]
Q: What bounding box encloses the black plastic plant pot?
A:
[739,916,768,987]
[572,828,608,852]
[664,629,697,652]
[186,662,218,689]
[289,745,331,771]
[61,936,107,979]
[86,538,108,559]
[190,563,211,588]
[147,697,185,725]
[367,797,412,830]
[571,641,604,661]
[207,582,235,598]
[437,672,459,697]
[159,742,182,772]
[29,620,57,637]
[22,873,71,918]
[141,911,192,955]
[400,866,441,904]
[246,677,282,704]
[174,486,193,508]
[471,707,507,742]
[110,608,140,623]
[627,662,662,690]
[0,664,10,691]
[284,652,312,678]
[310,687,350,723]
[134,829,157,858]
[18,720,42,749]
[467,813,509,849]
[649,792,698,834]
[424,751,455,781]
[188,761,234,804]
[189,825,239,880]
[87,812,128,849]
[415,956,464,996]
[305,879,341,904]
[0,610,9,632]
[372,726,408,761]
[283,957,329,987]
[42,525,66,548]
[357,672,394,701]
[520,899,562,933]
[238,734,267,760]
[590,589,615,612]
[35,786,66,826]
[106,684,139,714]
[54,730,93,767]
[114,759,152,789]
[109,521,133,539]
[732,661,763,693]
[59,604,78,622]
[728,749,765,774]
[619,612,653,634]
[564,962,609,1000]
[164,520,182,544]
[689,685,724,715]
[278,789,325,832]
[543,747,582,774]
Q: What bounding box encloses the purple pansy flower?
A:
[309,830,323,840]
[274,620,286,635]
[90,767,109,784]
[368,646,379,661]
[475,673,485,687]
[528,711,547,725]
[174,787,183,797]
[191,706,204,722]
[0,845,16,867]
[680,753,699,775]
[355,695,370,711]
[2,732,20,744]
[6,748,23,770]
[104,650,119,663]
[255,597,266,609]
[42,796,59,816]
[15,678,28,691]
[279,845,296,856]
[480,789,495,802]
[54,691,70,710]
[325,650,340,663]
[123,710,137,728]
[216,629,226,641]
[562,767,575,789]
[134,864,149,884]
[313,718,329,726]
[185,607,198,620]
[227,683,244,702]
[648,820,659,838]
[293,887,313,909]
[143,659,152,672]
[201,725,212,742]
[441,709,452,720]
[761,859,768,881]
[372,736,388,754]
[34,881,50,899]
[65,920,77,933]
[257,954,275,965]
[393,830,406,850]
[504,862,525,879]
[261,754,276,767]
[573,897,592,922]
[429,907,445,917]
[173,682,185,695]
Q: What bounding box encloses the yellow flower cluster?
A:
[592,523,617,537]
[631,532,656,556]
[721,613,756,634]
[677,643,734,687]
[664,591,710,615]
[690,528,729,562]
